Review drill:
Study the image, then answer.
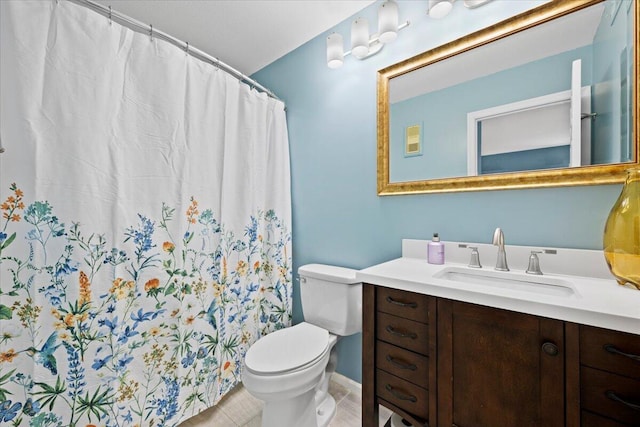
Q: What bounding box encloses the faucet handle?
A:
[458,244,482,269]
[467,246,482,268]
[526,251,543,275]
[526,249,557,275]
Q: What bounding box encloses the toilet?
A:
[242,264,362,427]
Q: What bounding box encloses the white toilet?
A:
[242,263,362,427]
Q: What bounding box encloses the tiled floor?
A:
[178,374,393,427]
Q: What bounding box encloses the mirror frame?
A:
[377,0,639,195]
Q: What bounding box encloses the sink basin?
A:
[434,267,577,297]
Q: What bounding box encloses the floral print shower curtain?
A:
[0,1,292,426]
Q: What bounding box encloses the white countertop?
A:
[356,240,640,335]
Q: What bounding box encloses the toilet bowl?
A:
[242,264,362,427]
[243,323,339,427]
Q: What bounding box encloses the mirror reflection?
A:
[383,0,636,188]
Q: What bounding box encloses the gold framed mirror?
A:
[377,0,638,195]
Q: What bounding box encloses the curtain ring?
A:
[185,42,189,55]
[108,6,112,26]
[149,24,153,41]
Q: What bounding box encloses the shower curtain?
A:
[0,1,292,426]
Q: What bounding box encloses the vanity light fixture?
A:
[327,0,494,68]
[326,0,409,69]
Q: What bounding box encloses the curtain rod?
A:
[66,0,282,102]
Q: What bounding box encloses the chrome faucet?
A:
[492,227,509,271]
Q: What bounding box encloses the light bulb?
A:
[378,0,399,44]
[326,33,344,68]
[351,18,370,59]
[428,0,454,19]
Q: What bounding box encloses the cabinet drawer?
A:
[582,410,633,427]
[376,369,428,420]
[581,325,640,380]
[377,312,429,355]
[376,340,429,388]
[581,366,640,426]
[377,287,430,324]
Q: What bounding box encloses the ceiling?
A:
[92,0,376,76]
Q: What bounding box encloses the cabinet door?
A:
[437,299,565,427]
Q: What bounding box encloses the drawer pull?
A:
[604,344,640,362]
[386,325,417,339]
[385,384,417,403]
[542,342,559,356]
[605,390,640,411]
[386,296,418,308]
[386,355,417,371]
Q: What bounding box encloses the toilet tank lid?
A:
[298,264,359,284]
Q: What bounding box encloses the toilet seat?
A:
[244,322,329,375]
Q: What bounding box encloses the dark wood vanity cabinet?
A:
[362,284,640,427]
[578,325,640,426]
[363,285,437,427]
[437,299,565,427]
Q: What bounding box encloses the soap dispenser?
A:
[427,233,445,265]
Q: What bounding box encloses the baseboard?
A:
[330,372,362,394]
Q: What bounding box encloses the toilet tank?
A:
[298,264,362,336]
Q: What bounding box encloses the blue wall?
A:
[252,0,623,383]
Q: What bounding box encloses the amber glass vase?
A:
[603,167,640,290]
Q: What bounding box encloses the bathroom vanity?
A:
[358,240,640,427]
